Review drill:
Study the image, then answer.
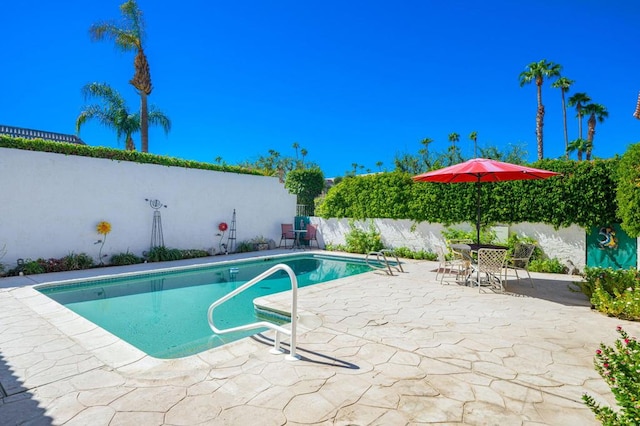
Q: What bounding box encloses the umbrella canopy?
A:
[413,158,560,243]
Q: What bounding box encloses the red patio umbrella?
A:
[412,158,560,244]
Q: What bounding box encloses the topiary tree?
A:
[616,143,640,237]
[285,167,325,214]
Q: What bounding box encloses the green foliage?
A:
[581,268,640,320]
[582,327,640,425]
[441,227,497,245]
[237,241,255,253]
[21,259,46,275]
[285,167,325,212]
[344,221,384,254]
[180,249,210,259]
[110,251,144,266]
[145,246,183,262]
[62,252,95,270]
[393,246,437,260]
[0,136,261,176]
[616,143,640,237]
[318,160,619,229]
[316,172,415,219]
[527,258,566,274]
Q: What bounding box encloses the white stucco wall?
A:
[310,217,587,272]
[0,148,297,267]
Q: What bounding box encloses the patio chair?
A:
[279,223,296,248]
[503,243,536,286]
[470,248,507,292]
[302,224,319,249]
[435,244,469,285]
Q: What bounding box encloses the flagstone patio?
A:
[1,250,638,425]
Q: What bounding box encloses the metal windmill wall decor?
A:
[146,198,167,250]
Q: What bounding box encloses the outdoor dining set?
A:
[436,240,537,292]
[279,223,319,249]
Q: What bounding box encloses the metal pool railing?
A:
[207,264,300,361]
[365,249,404,275]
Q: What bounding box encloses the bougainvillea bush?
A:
[583,326,640,425]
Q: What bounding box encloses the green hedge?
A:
[0,136,263,176]
[317,159,619,229]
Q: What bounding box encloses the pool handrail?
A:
[207,263,300,361]
[365,249,404,275]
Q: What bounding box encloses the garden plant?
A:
[583,326,640,425]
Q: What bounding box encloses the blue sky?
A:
[3,1,640,177]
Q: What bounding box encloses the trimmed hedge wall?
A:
[0,136,262,176]
[317,159,619,229]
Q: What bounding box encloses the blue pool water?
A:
[38,254,375,358]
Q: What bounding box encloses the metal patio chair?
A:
[503,243,536,286]
[470,248,508,292]
[279,223,296,248]
[302,224,319,249]
[435,244,469,285]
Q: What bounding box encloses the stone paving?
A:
[1,251,639,425]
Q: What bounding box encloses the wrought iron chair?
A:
[302,224,319,249]
[470,248,508,292]
[279,223,296,248]
[503,243,536,286]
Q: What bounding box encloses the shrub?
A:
[180,249,210,259]
[575,268,640,321]
[62,252,94,270]
[237,241,254,253]
[323,243,346,252]
[583,327,640,425]
[146,246,183,262]
[392,247,437,261]
[22,259,45,275]
[528,257,566,274]
[110,251,144,266]
[344,220,384,254]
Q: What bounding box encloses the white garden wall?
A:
[310,217,588,272]
[0,148,297,267]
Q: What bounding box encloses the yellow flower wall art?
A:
[95,221,112,264]
[96,221,112,235]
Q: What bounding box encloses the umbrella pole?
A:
[476,179,481,245]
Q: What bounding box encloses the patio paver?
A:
[1,250,638,425]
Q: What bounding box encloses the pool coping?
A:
[7,249,368,367]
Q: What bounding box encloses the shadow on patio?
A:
[0,351,53,425]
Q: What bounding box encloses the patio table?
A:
[292,229,307,249]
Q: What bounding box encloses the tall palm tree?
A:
[469,131,478,157]
[583,103,608,160]
[633,92,640,120]
[519,59,562,160]
[292,142,300,159]
[90,0,153,153]
[568,92,591,140]
[76,82,170,151]
[551,76,574,158]
[567,138,588,161]
[447,132,461,165]
[419,137,434,169]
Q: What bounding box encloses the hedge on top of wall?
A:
[316,159,620,230]
[0,136,263,176]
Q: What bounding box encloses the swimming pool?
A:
[37,254,377,358]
